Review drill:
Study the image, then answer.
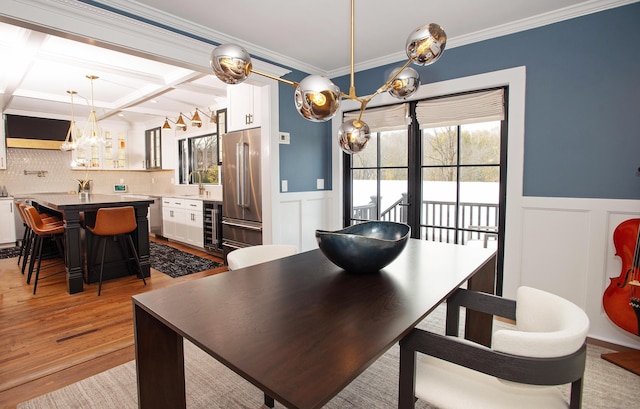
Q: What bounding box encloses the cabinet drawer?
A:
[162,197,195,209]
[184,199,203,212]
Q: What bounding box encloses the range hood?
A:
[4,114,69,150]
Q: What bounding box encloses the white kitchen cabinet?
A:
[127,126,147,170]
[162,197,186,242]
[144,127,162,170]
[0,198,16,246]
[184,199,204,248]
[71,130,129,170]
[162,197,203,248]
[228,83,261,132]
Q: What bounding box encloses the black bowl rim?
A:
[315,221,411,243]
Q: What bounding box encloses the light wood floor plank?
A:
[0,237,227,408]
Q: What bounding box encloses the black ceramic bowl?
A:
[315,221,411,273]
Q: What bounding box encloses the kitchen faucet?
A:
[188,170,205,196]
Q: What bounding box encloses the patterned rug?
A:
[149,241,223,278]
[0,246,21,259]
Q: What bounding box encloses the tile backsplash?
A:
[0,148,177,196]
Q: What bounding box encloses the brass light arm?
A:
[250,68,299,88]
[341,58,413,124]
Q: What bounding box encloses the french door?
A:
[343,88,507,292]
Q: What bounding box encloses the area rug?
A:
[0,246,21,259]
[149,241,222,278]
[16,306,640,409]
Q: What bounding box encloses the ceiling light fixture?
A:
[191,109,202,127]
[209,0,446,154]
[191,108,216,127]
[77,75,105,147]
[162,117,173,129]
[175,113,188,131]
[60,90,80,151]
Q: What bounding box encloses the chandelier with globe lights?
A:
[209,0,447,154]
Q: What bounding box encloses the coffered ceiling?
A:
[0,0,628,127]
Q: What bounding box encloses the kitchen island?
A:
[29,193,154,294]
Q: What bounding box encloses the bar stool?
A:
[22,206,66,294]
[18,203,63,277]
[85,206,146,296]
[14,201,30,268]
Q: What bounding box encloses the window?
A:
[178,133,220,185]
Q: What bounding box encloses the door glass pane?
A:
[380,168,407,223]
[422,126,458,166]
[352,133,378,169]
[460,121,500,165]
[380,130,407,167]
[421,167,457,243]
[459,166,499,248]
[352,169,378,221]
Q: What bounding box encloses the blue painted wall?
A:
[278,69,332,192]
[325,3,640,199]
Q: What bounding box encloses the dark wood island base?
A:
[29,194,154,294]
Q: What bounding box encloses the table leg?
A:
[63,209,84,294]
[398,339,416,409]
[134,303,185,409]
[465,253,497,347]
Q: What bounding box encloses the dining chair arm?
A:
[445,288,516,336]
[401,327,587,386]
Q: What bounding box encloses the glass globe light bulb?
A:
[210,44,252,84]
[310,92,327,107]
[406,23,447,66]
[387,67,420,99]
[338,119,371,154]
[294,75,341,122]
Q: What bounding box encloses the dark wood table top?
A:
[133,239,495,409]
[28,193,154,212]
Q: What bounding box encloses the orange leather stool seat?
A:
[86,206,146,295]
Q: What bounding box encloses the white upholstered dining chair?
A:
[399,286,590,409]
[226,244,298,270]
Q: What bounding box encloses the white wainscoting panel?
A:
[520,208,590,307]
[513,196,640,349]
[275,191,334,252]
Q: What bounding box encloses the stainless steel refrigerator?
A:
[221,127,262,254]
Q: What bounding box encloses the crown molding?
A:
[2,0,634,79]
[327,0,638,78]
[82,0,320,75]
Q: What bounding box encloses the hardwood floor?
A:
[0,237,227,409]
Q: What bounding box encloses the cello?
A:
[602,218,640,336]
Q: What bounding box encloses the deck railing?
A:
[353,195,499,246]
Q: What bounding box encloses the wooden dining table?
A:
[133,239,496,409]
[29,193,154,294]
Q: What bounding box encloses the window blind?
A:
[416,89,504,128]
[343,104,410,132]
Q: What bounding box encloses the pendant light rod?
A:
[61,90,79,151]
[348,0,356,99]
